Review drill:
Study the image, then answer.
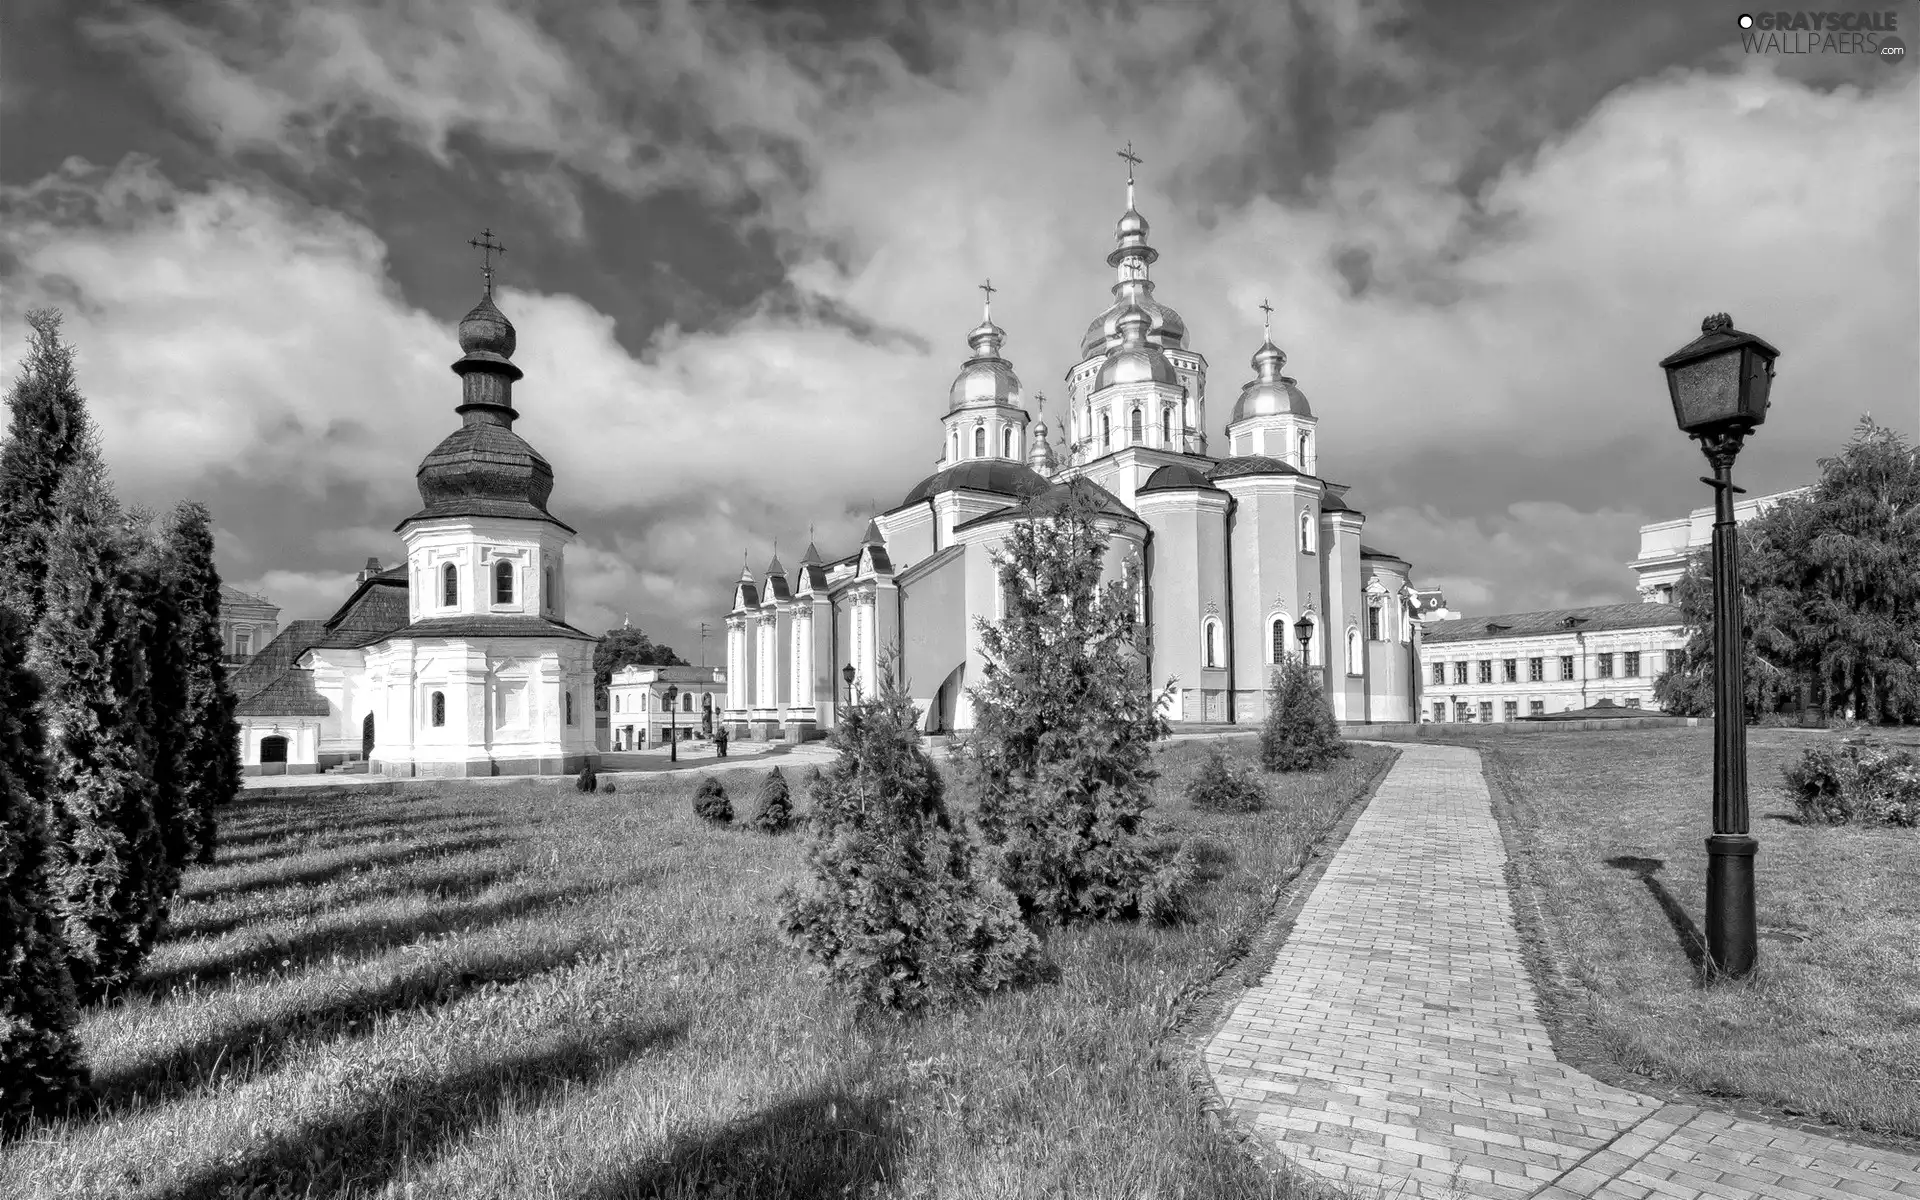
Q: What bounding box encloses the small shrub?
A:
[693,776,732,824]
[599,779,616,794]
[1186,744,1267,813]
[1260,656,1350,773]
[576,764,598,793]
[750,767,794,833]
[1783,739,1920,827]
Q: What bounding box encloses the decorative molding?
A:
[1204,599,1221,618]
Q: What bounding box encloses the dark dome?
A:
[403,421,569,530]
[1207,455,1304,482]
[1140,463,1223,493]
[901,459,1052,507]
[458,292,516,359]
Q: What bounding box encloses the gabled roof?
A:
[952,475,1141,534]
[733,580,760,609]
[1421,602,1685,645]
[234,669,330,717]
[763,575,792,603]
[229,620,328,701]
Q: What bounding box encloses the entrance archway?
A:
[361,712,375,759]
[928,663,964,734]
[260,735,288,764]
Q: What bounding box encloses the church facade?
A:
[722,166,1421,737]
[232,267,598,777]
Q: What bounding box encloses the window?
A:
[1299,510,1314,553]
[1529,700,1545,716]
[1270,618,1287,663]
[1101,413,1111,450]
[1204,620,1219,668]
[235,629,252,657]
[974,426,985,457]
[1161,408,1172,444]
[1131,407,1142,443]
[544,566,554,610]
[1597,652,1615,679]
[565,692,576,726]
[1502,658,1517,683]
[494,560,513,604]
[1479,701,1494,723]
[1453,662,1468,685]
[1560,655,1575,681]
[442,562,458,607]
[1503,701,1518,722]
[1624,651,1641,677]
[1456,702,1471,723]
[1477,660,1493,684]
[660,691,671,712]
[1002,427,1013,457]
[951,431,959,460]
[683,692,694,712]
[1368,602,1383,642]
[1346,628,1362,675]
[1432,702,1446,723]
[1298,432,1310,469]
[431,691,445,727]
[1432,662,1446,686]
[1626,697,1642,709]
[1528,657,1543,682]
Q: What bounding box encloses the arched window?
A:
[1347,627,1363,675]
[543,565,553,610]
[1002,427,1013,457]
[1101,413,1111,449]
[682,691,693,712]
[1204,619,1219,668]
[494,560,513,604]
[565,692,576,726]
[660,690,671,712]
[1299,510,1314,553]
[1130,407,1142,443]
[1271,617,1287,663]
[441,563,458,607]
[974,426,985,456]
[951,431,959,460]
[431,691,446,727]
[1161,408,1172,444]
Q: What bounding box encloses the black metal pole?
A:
[669,694,678,763]
[1700,427,1757,979]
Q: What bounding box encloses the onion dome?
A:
[947,316,1024,413]
[1116,206,1149,241]
[458,291,517,359]
[1095,304,1179,390]
[901,459,1052,507]
[1230,336,1313,421]
[1080,292,1188,358]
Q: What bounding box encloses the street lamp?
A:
[1294,616,1312,664]
[1658,311,1779,980]
[842,662,857,706]
[664,683,680,763]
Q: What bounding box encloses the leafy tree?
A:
[0,604,90,1132]
[0,311,96,627]
[957,482,1195,926]
[1652,525,1799,719]
[31,456,172,1002]
[593,623,687,702]
[1260,655,1351,772]
[154,502,240,865]
[780,654,1042,1014]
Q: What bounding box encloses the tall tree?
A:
[0,310,97,626]
[1652,521,1801,719]
[956,482,1195,926]
[592,623,687,701]
[0,604,90,1132]
[154,502,240,865]
[31,455,173,1002]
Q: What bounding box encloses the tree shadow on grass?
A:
[137,876,616,996]
[163,859,517,942]
[577,1084,904,1199]
[92,936,597,1119]
[180,831,511,903]
[1604,855,1709,979]
[213,812,510,867]
[135,1019,685,1200]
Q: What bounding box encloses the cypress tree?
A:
[155,502,240,865]
[32,455,172,1002]
[0,310,95,626]
[0,604,90,1132]
[1259,654,1351,772]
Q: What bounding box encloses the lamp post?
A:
[664,683,680,763]
[1294,616,1312,667]
[842,662,857,706]
[1658,311,1779,980]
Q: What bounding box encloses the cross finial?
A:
[1118,141,1142,183]
[1259,297,1273,339]
[467,227,506,295]
[979,277,996,320]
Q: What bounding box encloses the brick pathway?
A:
[1204,741,1920,1200]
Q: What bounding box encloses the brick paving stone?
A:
[1203,742,1920,1199]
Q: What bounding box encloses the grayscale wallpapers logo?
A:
[1737,11,1907,61]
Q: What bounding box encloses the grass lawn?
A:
[1472,724,1920,1145]
[3,737,1397,1199]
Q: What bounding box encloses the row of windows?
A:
[1430,652,1645,687]
[954,426,1021,459]
[612,690,717,713]
[1430,697,1642,723]
[432,560,555,609]
[426,689,577,727]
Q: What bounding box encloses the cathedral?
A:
[232,245,598,777]
[722,155,1421,738]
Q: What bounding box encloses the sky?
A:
[2,0,1916,656]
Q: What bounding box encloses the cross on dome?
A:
[467,227,506,295]
[1259,297,1274,338]
[1117,141,1143,207]
[979,278,996,320]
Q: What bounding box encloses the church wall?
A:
[1361,561,1416,723]
[884,506,937,570]
[1221,479,1314,722]
[1135,492,1231,723]
[401,517,570,623]
[365,639,595,777]
[1322,515,1364,721]
[897,548,968,733]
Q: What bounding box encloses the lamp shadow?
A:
[1603,855,1709,979]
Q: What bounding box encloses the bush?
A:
[576,764,598,794]
[1783,739,1920,826]
[599,779,616,794]
[1186,744,1267,813]
[780,654,1042,1014]
[750,767,794,833]
[693,776,732,824]
[1260,655,1350,773]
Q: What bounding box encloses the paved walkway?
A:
[1205,741,1920,1200]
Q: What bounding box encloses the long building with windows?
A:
[1415,603,1687,722]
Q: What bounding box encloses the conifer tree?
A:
[958,483,1195,925]
[750,766,794,833]
[780,655,1041,1014]
[155,502,240,865]
[1260,653,1350,772]
[0,605,90,1132]
[32,456,172,1002]
[0,311,96,626]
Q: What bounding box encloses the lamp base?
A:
[1705,834,1758,979]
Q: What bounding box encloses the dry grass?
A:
[2,738,1397,1199]
[1479,725,1920,1143]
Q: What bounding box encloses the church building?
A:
[722,153,1422,738]
[233,242,598,776]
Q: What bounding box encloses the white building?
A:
[233,277,598,777]
[607,665,726,750]
[1417,603,1687,723]
[217,583,279,666]
[1629,486,1812,603]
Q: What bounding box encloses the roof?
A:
[233,669,331,717]
[382,615,597,642]
[319,569,410,643]
[610,664,725,685]
[1421,602,1686,645]
[1521,701,1673,722]
[399,421,576,534]
[1208,455,1305,482]
[218,583,275,608]
[1139,463,1224,494]
[899,459,1052,508]
[229,620,328,701]
[1359,544,1408,563]
[954,475,1140,533]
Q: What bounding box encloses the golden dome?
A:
[1230,337,1313,420]
[947,318,1023,412]
[1095,304,1179,390]
[1080,288,1187,357]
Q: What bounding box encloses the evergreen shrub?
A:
[576,764,598,793]
[1260,656,1350,773]
[1186,744,1267,813]
[750,766,794,833]
[693,776,732,824]
[1783,739,1920,827]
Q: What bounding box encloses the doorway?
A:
[260,735,289,764]
[362,712,375,760]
